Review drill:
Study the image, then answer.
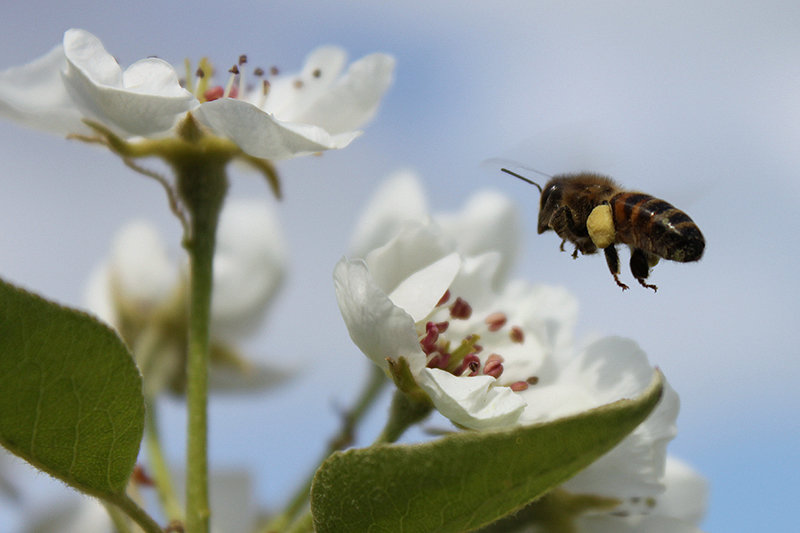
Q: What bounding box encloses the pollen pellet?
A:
[587,203,616,249]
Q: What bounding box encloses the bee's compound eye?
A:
[540,183,557,206]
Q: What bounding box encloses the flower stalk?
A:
[145,398,183,523]
[107,492,165,533]
[374,387,433,445]
[176,156,229,533]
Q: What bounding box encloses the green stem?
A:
[284,511,314,533]
[108,492,164,533]
[145,398,183,522]
[374,389,433,445]
[176,157,228,533]
[102,502,133,533]
[260,365,387,533]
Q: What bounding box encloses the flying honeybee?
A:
[501,167,705,291]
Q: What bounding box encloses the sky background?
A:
[1,1,799,531]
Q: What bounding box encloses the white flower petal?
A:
[507,283,578,358]
[364,223,454,295]
[444,252,503,309]
[107,220,178,316]
[348,170,430,257]
[418,368,526,430]
[556,339,678,499]
[62,29,195,137]
[388,253,461,322]
[210,199,287,340]
[83,261,117,326]
[290,52,396,134]
[334,258,426,374]
[654,457,708,525]
[0,44,88,135]
[434,190,521,285]
[196,97,361,159]
[263,46,348,119]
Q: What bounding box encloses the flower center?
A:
[185,55,270,104]
[417,290,536,391]
[183,53,329,107]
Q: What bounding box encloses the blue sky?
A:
[1,1,799,531]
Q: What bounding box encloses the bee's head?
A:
[537,179,563,234]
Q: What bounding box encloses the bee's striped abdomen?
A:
[611,192,705,262]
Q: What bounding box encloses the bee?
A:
[502,167,705,291]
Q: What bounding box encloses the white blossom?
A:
[0,29,395,159]
[334,173,697,526]
[573,457,708,533]
[86,199,287,393]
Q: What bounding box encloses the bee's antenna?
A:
[501,168,543,194]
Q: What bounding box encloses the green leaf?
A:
[0,278,144,497]
[310,371,663,533]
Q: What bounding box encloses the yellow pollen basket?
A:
[587,204,616,249]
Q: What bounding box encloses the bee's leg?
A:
[603,246,629,291]
[551,207,588,259]
[630,248,658,292]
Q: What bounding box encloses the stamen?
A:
[427,351,451,370]
[194,58,214,100]
[183,59,194,93]
[450,297,472,319]
[258,79,271,108]
[270,66,279,76]
[453,353,480,376]
[420,322,441,354]
[293,79,304,89]
[433,321,449,333]
[236,57,247,98]
[224,65,238,98]
[526,376,539,385]
[436,290,451,307]
[253,67,265,77]
[510,326,524,343]
[312,68,322,78]
[509,381,529,392]
[483,354,504,378]
[485,312,507,332]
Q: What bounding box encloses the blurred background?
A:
[1,1,798,531]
